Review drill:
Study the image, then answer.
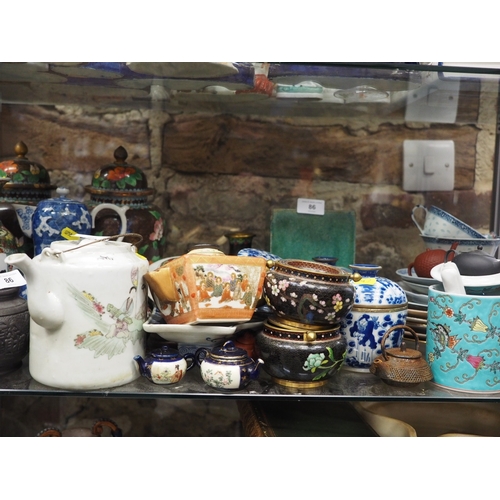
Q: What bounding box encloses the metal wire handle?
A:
[50,233,143,256]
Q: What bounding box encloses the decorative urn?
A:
[0,141,56,256]
[85,146,167,264]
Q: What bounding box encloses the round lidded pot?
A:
[85,146,167,264]
[0,286,30,375]
[255,319,347,388]
[134,345,195,385]
[264,259,360,328]
[195,340,263,390]
[340,264,408,372]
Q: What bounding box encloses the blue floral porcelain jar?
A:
[340,264,408,372]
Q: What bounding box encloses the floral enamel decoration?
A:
[426,287,500,392]
[264,259,357,327]
[302,348,346,381]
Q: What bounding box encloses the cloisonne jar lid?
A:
[85,146,154,202]
[0,141,55,202]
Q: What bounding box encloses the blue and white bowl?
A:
[421,235,500,256]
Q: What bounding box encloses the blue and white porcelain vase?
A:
[340,264,408,372]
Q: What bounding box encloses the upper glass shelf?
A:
[1,62,499,120]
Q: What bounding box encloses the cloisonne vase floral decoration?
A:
[263,259,359,328]
[85,146,167,263]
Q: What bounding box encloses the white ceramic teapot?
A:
[5,235,149,390]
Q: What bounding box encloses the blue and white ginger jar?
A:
[340,264,408,372]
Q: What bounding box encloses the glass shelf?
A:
[2,357,500,402]
[1,62,499,119]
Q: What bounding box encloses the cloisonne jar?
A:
[85,146,167,264]
[340,264,408,372]
[0,141,56,256]
[255,259,359,388]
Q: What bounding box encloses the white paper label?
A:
[0,270,27,289]
[297,198,325,216]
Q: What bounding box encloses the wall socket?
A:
[403,140,455,191]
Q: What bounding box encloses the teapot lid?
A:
[0,141,55,200]
[209,340,249,360]
[85,146,154,198]
[38,187,84,205]
[149,345,182,361]
[384,340,423,361]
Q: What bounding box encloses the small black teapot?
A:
[447,246,500,276]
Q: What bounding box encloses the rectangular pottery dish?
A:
[145,252,267,325]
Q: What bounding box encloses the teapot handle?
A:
[184,353,196,371]
[194,347,209,367]
[91,204,129,242]
[380,325,419,361]
[411,205,427,234]
[444,241,459,262]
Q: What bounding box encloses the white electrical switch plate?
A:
[403,140,455,191]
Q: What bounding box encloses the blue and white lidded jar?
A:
[340,264,408,372]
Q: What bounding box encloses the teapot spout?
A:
[5,252,65,331]
[251,358,264,380]
[133,355,147,377]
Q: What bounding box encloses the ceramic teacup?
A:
[411,205,484,239]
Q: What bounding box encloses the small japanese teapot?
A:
[134,346,195,385]
[195,340,263,390]
[370,325,432,387]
